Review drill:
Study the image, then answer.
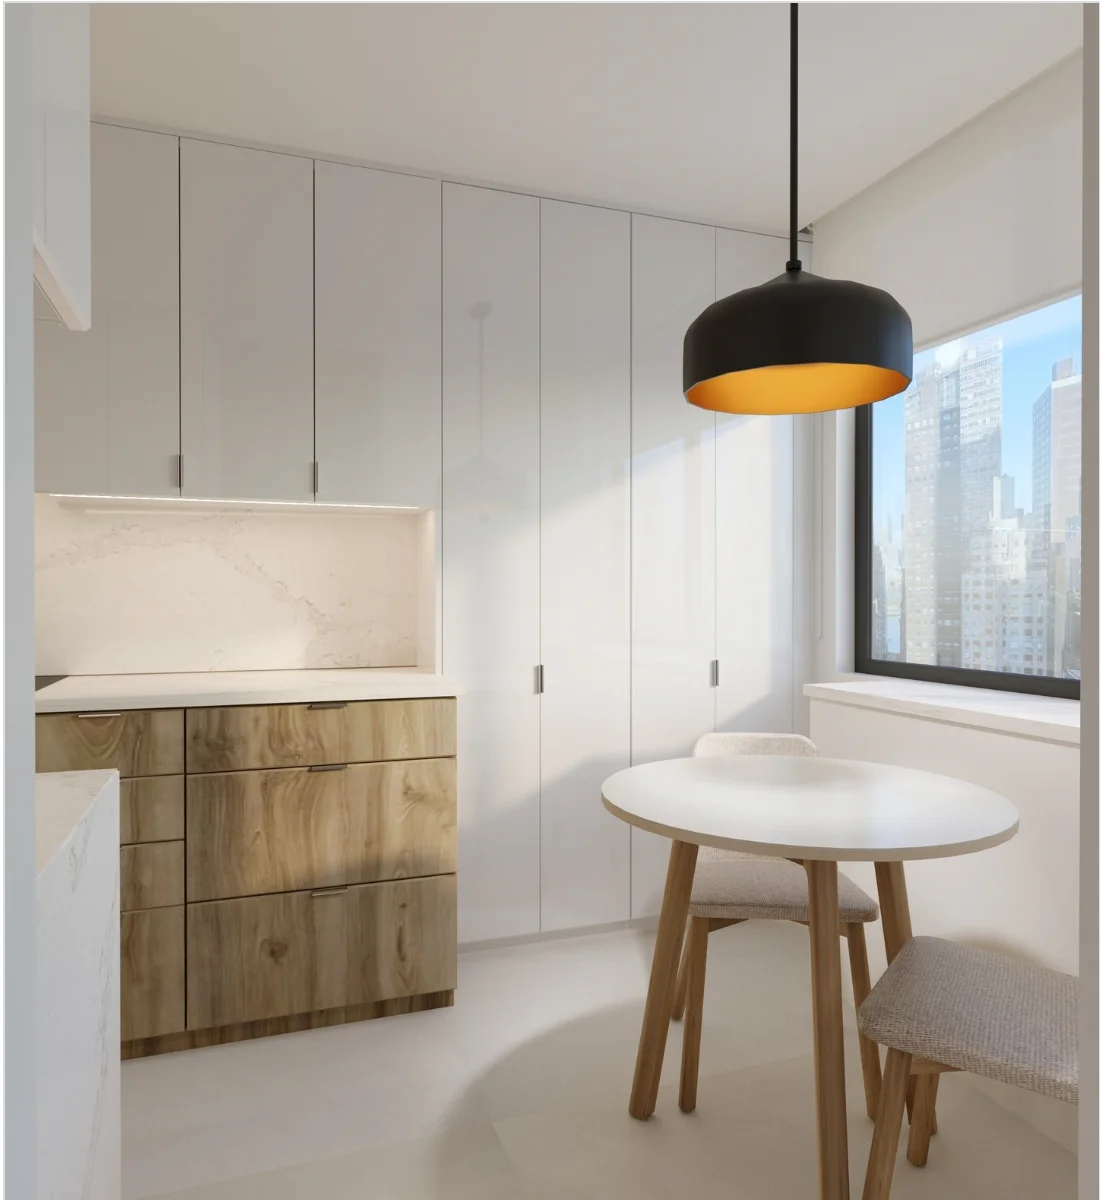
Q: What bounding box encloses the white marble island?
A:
[37,770,121,1200]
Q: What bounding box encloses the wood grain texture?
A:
[907,1073,939,1166]
[862,1047,913,1200]
[678,915,709,1113]
[187,874,457,1029]
[120,775,185,844]
[122,990,454,1059]
[36,709,184,776]
[121,906,186,1041]
[185,698,457,772]
[846,922,882,1122]
[629,839,698,1119]
[121,841,185,911]
[806,860,850,1200]
[186,758,457,901]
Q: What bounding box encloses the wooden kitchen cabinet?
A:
[120,775,185,845]
[121,841,185,911]
[185,697,456,772]
[121,906,186,1042]
[187,875,457,1029]
[187,757,457,901]
[36,708,184,777]
[179,138,314,502]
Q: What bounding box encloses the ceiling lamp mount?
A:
[683,3,913,416]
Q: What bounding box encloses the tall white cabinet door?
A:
[442,184,541,943]
[35,123,179,497]
[315,163,441,507]
[630,215,717,918]
[180,139,313,502]
[540,200,631,932]
[714,228,797,736]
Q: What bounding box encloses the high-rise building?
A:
[1031,359,1082,675]
[958,340,1003,534]
[902,367,942,664]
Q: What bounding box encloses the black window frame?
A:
[854,403,1081,700]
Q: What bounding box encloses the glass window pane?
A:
[871,295,1082,681]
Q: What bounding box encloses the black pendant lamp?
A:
[683,4,913,415]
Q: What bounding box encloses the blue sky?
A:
[873,295,1083,539]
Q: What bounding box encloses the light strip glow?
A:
[48,493,423,512]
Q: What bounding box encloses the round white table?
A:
[602,755,1019,1200]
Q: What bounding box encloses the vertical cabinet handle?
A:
[710,660,720,688]
[535,665,544,694]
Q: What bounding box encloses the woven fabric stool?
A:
[858,936,1079,1199]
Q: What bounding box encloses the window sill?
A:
[803,676,1080,746]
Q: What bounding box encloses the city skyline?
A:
[870,295,1082,679]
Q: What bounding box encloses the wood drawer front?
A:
[121,841,185,911]
[187,874,457,1029]
[187,758,457,902]
[120,776,185,844]
[185,698,456,772]
[122,906,186,1041]
[36,709,184,777]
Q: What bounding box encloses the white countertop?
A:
[35,668,462,713]
[36,769,117,875]
[804,677,1080,746]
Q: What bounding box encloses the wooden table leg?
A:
[629,838,699,1119]
[873,862,936,1133]
[807,860,850,1200]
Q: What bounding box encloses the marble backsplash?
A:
[35,494,422,674]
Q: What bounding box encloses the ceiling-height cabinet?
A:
[629,214,718,919]
[539,199,632,932]
[179,139,314,502]
[314,163,442,507]
[715,228,798,736]
[35,123,180,497]
[442,183,542,943]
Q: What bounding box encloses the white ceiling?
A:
[91,3,1083,234]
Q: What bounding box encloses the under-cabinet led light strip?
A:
[48,493,422,512]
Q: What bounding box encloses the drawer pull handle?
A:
[77,712,122,719]
[308,763,348,772]
[311,886,349,898]
[308,701,348,710]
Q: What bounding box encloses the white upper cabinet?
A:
[442,184,541,943]
[714,228,797,735]
[36,123,179,497]
[539,200,631,932]
[180,140,313,502]
[32,2,90,330]
[315,163,441,507]
[630,215,717,918]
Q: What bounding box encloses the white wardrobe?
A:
[443,186,803,942]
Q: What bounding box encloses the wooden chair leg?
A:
[846,922,882,1121]
[907,1073,940,1166]
[671,920,691,1022]
[862,1047,913,1200]
[678,916,710,1112]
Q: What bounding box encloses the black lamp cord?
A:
[787,2,802,272]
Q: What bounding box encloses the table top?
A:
[602,755,1019,862]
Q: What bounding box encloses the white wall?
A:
[810,696,1080,1151]
[35,495,424,675]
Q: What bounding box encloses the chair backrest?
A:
[692,732,817,759]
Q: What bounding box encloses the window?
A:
[855,295,1082,699]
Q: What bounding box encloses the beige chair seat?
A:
[858,936,1078,1104]
[690,854,879,923]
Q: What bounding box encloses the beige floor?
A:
[123,922,1077,1199]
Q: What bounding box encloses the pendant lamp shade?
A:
[684,3,913,416]
[683,268,913,415]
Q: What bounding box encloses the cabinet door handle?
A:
[308,700,348,710]
[311,886,349,898]
[308,763,348,772]
[77,712,122,719]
